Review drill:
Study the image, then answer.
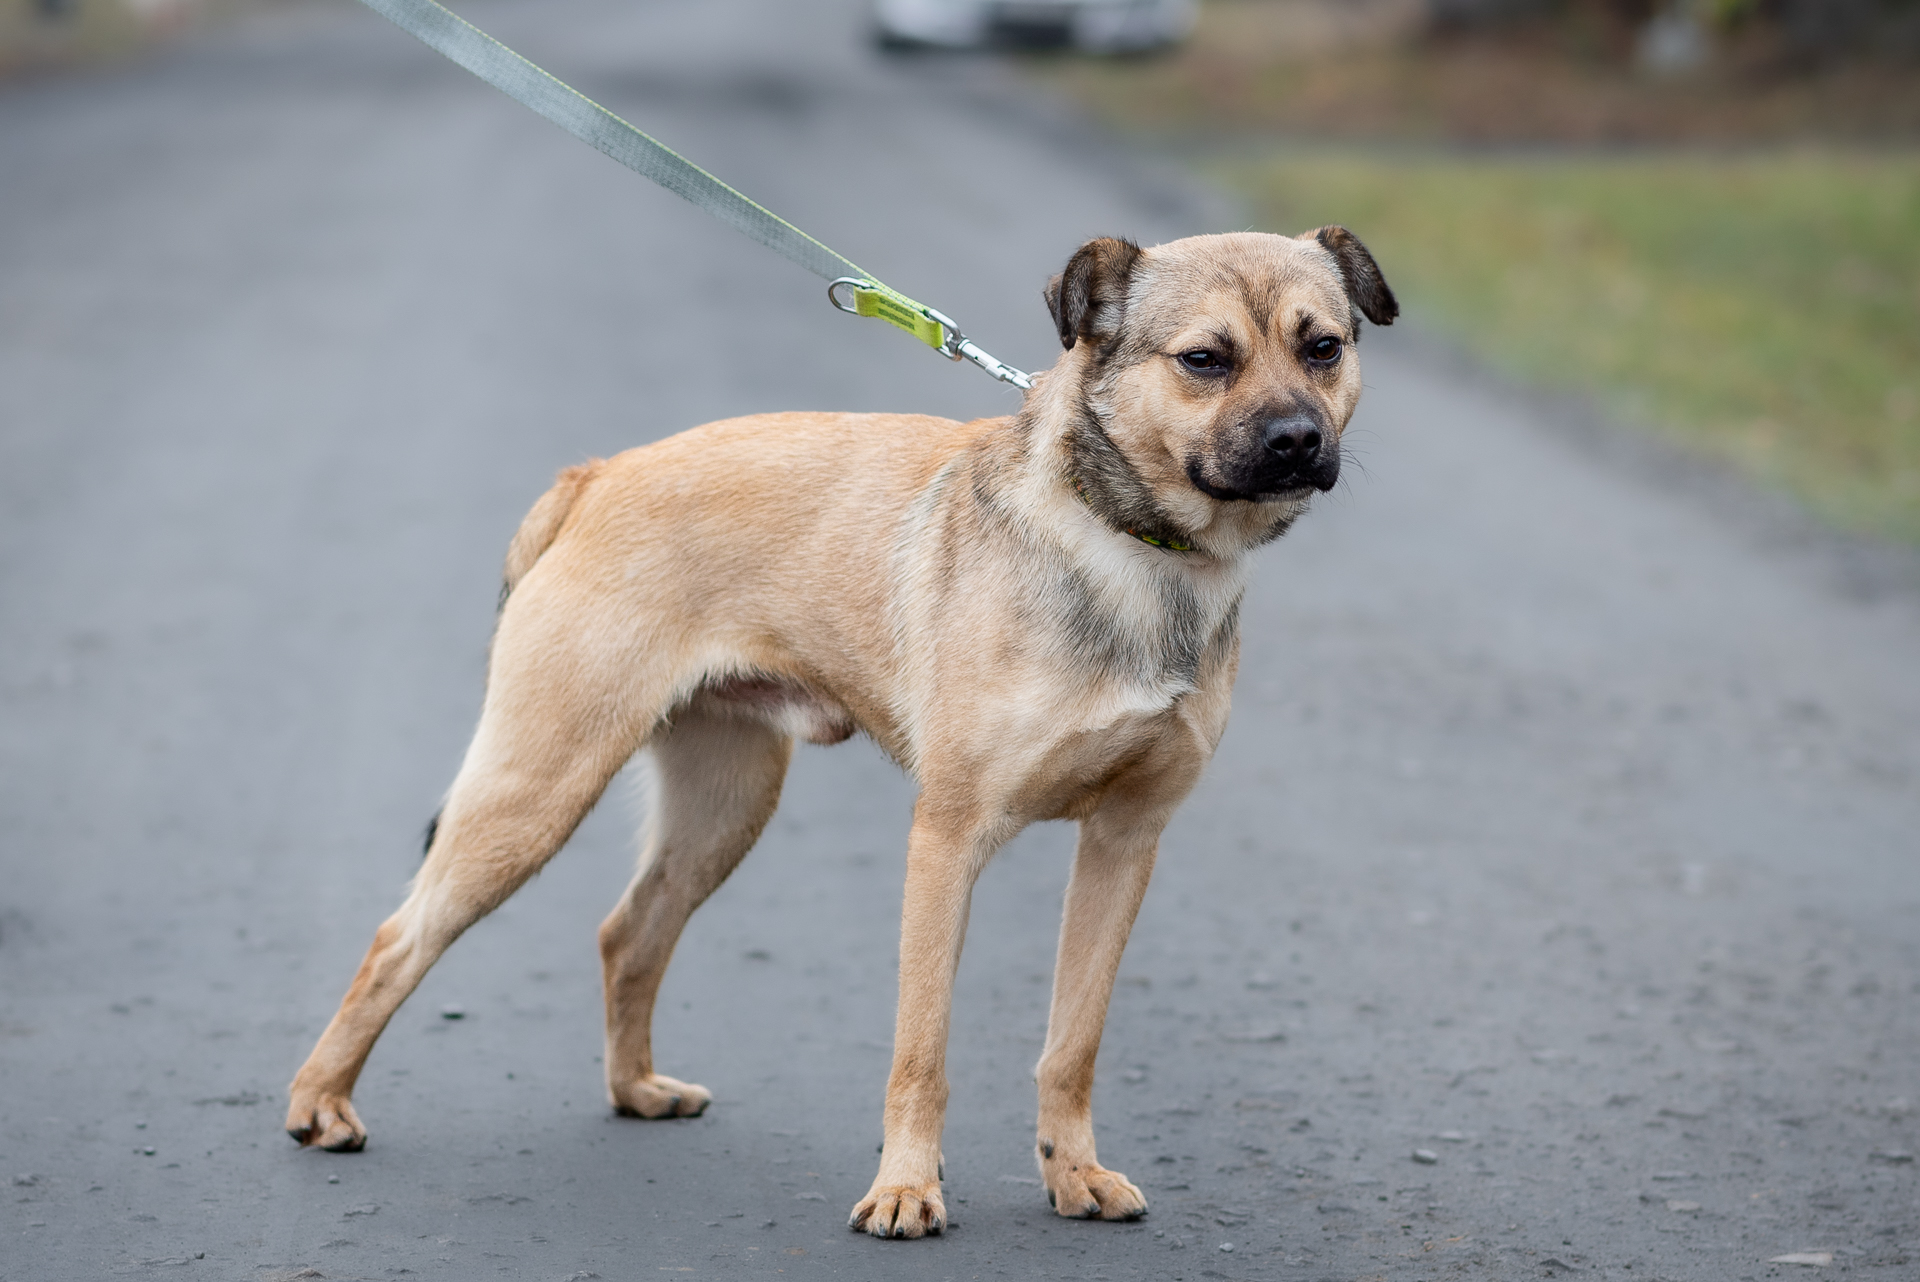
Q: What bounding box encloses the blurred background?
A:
[8,0,1916,541]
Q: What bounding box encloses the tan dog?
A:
[285,229,1396,1238]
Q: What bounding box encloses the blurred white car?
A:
[874,0,1197,52]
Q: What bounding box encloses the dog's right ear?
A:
[1045,237,1143,351]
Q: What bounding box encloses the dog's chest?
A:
[1036,542,1242,701]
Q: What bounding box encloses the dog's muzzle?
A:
[1189,412,1342,502]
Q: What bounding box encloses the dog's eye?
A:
[1178,350,1223,371]
[1308,336,1342,363]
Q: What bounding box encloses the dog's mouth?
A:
[1185,462,1325,504]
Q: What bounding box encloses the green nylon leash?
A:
[354,0,1034,390]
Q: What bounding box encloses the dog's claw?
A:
[1039,1157,1146,1222]
[850,1181,946,1240]
[610,1073,710,1119]
[284,1089,367,1152]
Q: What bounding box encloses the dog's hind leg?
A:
[598,700,791,1119]
[286,586,665,1152]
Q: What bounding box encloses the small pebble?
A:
[1412,1149,1439,1164]
[1868,1150,1913,1164]
[1437,1130,1468,1142]
[1218,1242,1234,1252]
[1666,1200,1701,1213]
[440,1006,465,1020]
[327,1175,340,1184]
[140,1147,156,1156]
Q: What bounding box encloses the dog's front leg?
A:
[1033,794,1178,1221]
[849,802,1002,1239]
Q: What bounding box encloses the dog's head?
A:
[1040,229,1396,553]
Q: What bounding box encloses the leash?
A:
[354,0,1035,391]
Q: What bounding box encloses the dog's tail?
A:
[501,460,601,603]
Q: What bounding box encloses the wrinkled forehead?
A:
[1131,233,1353,345]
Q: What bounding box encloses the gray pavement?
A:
[2,1,1917,1278]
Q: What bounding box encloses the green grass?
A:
[1226,150,1920,542]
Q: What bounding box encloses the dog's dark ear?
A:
[1304,225,1398,328]
[1045,237,1143,350]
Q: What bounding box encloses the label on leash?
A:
[851,285,947,350]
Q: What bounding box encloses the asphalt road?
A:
[2,1,1917,1279]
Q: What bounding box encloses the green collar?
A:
[1072,478,1197,553]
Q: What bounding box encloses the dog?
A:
[285,228,1397,1238]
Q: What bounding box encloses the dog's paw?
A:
[285,1091,367,1152]
[1043,1160,1146,1221]
[610,1073,710,1120]
[848,1181,946,1239]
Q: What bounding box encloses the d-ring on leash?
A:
[354,0,1034,391]
[825,279,1033,389]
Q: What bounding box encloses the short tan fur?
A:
[285,229,1397,1239]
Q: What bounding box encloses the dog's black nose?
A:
[1263,416,1323,464]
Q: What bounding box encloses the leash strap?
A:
[355,0,1033,390]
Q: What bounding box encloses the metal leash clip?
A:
[829,278,1034,391]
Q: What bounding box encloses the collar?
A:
[1072,478,1197,553]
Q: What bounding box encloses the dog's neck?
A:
[1069,475,1195,553]
[967,367,1252,704]
[1017,359,1305,563]
[1062,394,1204,554]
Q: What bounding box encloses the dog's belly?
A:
[702,674,857,746]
